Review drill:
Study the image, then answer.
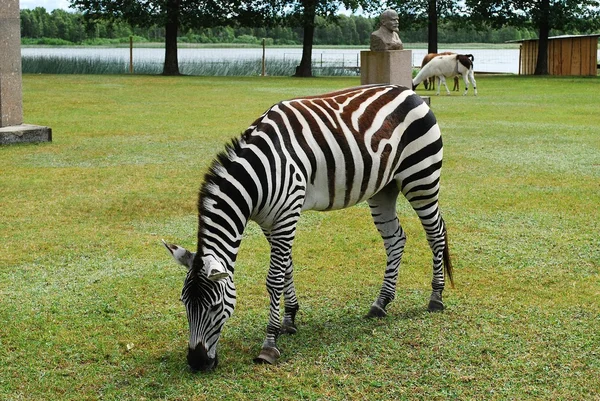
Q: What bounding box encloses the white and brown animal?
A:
[421,52,459,91]
[413,53,477,96]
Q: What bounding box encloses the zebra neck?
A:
[197,158,255,271]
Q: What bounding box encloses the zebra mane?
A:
[195,130,252,273]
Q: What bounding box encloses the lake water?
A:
[22,47,523,73]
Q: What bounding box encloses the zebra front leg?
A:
[260,228,299,335]
[254,224,298,365]
[366,184,405,318]
[254,256,286,365]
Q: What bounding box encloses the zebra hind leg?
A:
[280,256,299,334]
[413,203,453,312]
[366,184,406,318]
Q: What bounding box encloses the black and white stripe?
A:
[180,84,453,371]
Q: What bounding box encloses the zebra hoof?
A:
[428,291,445,312]
[253,347,280,365]
[280,323,297,335]
[366,304,387,318]
[428,299,444,312]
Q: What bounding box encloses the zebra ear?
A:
[202,255,229,281]
[162,239,195,270]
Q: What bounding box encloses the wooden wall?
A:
[519,36,599,76]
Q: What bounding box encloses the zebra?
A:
[163,84,454,372]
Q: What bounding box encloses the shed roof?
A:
[507,33,600,43]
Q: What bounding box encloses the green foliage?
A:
[81,35,148,45]
[21,7,596,46]
[232,34,262,45]
[2,74,599,400]
[462,0,600,74]
[464,0,600,31]
[21,37,75,46]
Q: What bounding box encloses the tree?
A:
[354,15,374,44]
[70,0,234,75]
[257,0,381,77]
[464,0,600,75]
[428,0,438,53]
[294,0,317,77]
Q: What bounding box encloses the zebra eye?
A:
[210,303,221,313]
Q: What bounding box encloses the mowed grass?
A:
[1,74,599,400]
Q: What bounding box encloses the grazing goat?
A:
[421,52,459,91]
[413,54,477,96]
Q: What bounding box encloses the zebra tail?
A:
[443,230,454,289]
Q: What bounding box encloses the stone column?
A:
[360,50,413,88]
[0,0,23,127]
[360,50,430,106]
[0,0,51,144]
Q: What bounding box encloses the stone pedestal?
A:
[0,0,51,144]
[360,50,413,89]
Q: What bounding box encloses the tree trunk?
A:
[427,0,438,54]
[294,0,316,78]
[534,0,550,75]
[162,0,181,76]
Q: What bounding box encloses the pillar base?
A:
[360,50,413,88]
[0,124,52,145]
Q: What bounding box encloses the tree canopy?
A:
[385,0,462,53]
[248,0,383,76]
[20,8,546,46]
[68,0,384,76]
[55,0,600,76]
[70,0,246,74]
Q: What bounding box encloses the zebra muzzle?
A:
[187,346,218,372]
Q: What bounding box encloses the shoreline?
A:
[21,42,524,50]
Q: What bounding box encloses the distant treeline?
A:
[21,7,553,46]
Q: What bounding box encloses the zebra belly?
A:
[300,153,400,212]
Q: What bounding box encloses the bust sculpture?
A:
[370,9,404,51]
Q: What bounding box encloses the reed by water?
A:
[21,55,360,76]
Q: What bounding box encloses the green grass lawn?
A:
[1,74,599,400]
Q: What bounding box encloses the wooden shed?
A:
[511,34,600,76]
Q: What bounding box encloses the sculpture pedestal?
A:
[360,50,413,89]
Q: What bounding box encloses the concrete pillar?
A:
[0,0,51,144]
[0,0,23,127]
[360,50,413,88]
[360,49,430,106]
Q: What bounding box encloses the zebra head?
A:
[163,240,236,372]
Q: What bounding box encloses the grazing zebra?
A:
[163,84,453,372]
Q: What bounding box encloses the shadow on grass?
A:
[136,290,436,384]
